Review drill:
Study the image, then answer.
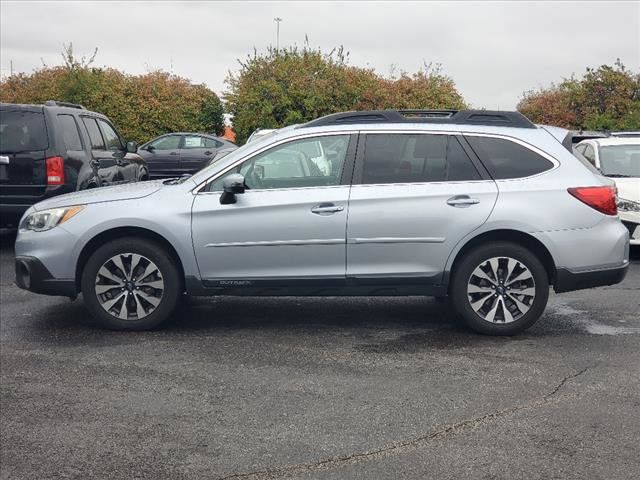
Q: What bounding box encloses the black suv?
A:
[0,101,148,227]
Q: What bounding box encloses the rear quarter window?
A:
[0,110,48,152]
[466,136,554,179]
[82,117,105,150]
[57,114,83,151]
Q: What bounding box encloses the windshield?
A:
[599,144,640,177]
[0,110,48,153]
[190,129,283,184]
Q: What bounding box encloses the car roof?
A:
[588,137,640,147]
[0,101,109,120]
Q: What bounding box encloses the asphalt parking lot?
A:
[1,229,638,480]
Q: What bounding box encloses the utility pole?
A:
[274,17,282,51]
[10,60,13,76]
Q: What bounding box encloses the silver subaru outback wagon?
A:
[14,110,630,335]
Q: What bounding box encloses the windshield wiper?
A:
[606,174,635,178]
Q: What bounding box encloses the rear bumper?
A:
[555,262,629,293]
[0,204,31,226]
[14,255,77,297]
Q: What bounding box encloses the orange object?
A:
[222,126,236,143]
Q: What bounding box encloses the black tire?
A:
[80,237,182,330]
[449,241,549,336]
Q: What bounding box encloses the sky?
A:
[1,1,638,110]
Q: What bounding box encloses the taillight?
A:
[46,156,65,185]
[567,186,617,216]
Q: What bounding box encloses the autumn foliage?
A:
[517,60,640,130]
[0,45,224,143]
[224,47,467,144]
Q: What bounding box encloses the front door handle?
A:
[311,203,344,215]
[447,195,480,207]
[169,151,178,156]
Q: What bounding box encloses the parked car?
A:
[137,133,237,179]
[0,101,147,227]
[575,137,640,245]
[14,109,629,334]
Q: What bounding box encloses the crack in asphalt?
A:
[217,366,591,480]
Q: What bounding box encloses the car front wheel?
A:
[450,242,549,335]
[81,237,181,330]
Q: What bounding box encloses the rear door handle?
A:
[311,203,344,215]
[204,151,213,156]
[169,151,178,155]
[447,195,479,207]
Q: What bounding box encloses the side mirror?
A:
[146,144,155,152]
[220,174,246,204]
[126,141,138,153]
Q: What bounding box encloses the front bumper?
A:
[619,211,640,246]
[14,256,77,297]
[555,262,629,293]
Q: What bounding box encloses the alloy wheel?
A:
[94,253,164,320]
[466,256,536,323]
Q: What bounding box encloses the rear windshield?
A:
[0,110,48,153]
[599,144,640,178]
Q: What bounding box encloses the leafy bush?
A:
[518,60,640,130]
[224,47,467,144]
[0,44,224,143]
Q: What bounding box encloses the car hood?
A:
[33,180,165,211]
[612,177,640,202]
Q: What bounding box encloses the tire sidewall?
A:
[450,242,549,335]
[81,237,181,330]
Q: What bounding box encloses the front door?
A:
[145,134,182,178]
[191,133,355,285]
[346,132,498,284]
[96,118,136,182]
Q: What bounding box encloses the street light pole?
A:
[274,17,282,51]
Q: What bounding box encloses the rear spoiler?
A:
[539,125,574,152]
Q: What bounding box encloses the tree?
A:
[224,47,467,144]
[0,44,224,143]
[518,60,640,130]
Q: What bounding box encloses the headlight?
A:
[19,205,85,232]
[617,198,640,212]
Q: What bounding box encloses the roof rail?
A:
[45,100,85,110]
[301,109,536,129]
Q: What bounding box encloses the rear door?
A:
[346,132,498,285]
[0,108,49,200]
[180,135,221,174]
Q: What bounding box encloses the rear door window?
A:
[97,119,123,151]
[57,114,83,151]
[465,136,554,179]
[360,134,480,184]
[0,110,48,152]
[183,135,206,149]
[82,117,105,150]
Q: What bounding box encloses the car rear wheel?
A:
[81,237,181,330]
[450,242,549,335]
